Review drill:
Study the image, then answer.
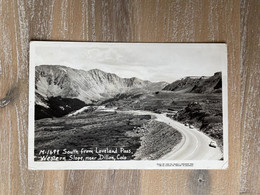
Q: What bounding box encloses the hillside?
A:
[173,101,223,149]
[35,65,167,119]
[163,72,222,93]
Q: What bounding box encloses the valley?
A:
[34,65,224,161]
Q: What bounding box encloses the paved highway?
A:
[97,107,223,160]
[123,110,223,160]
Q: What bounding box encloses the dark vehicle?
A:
[209,141,217,148]
[154,110,161,114]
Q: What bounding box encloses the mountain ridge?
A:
[35,65,168,104]
[163,72,222,93]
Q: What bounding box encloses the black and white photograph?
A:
[28,42,228,169]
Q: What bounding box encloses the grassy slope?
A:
[103,91,221,112]
[35,90,223,161]
[103,91,223,149]
[35,110,181,161]
[132,120,182,160]
[35,111,147,160]
[173,100,223,150]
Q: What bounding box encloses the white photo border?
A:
[28,41,228,170]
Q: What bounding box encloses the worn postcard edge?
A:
[28,41,228,170]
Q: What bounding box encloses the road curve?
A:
[121,110,223,160]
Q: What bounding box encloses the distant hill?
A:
[163,72,222,93]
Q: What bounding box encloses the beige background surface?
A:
[0,0,259,194]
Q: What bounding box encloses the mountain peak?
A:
[35,65,167,105]
[88,68,105,73]
[214,72,222,76]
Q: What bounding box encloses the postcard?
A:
[28,42,228,169]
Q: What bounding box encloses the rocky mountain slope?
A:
[35,65,167,119]
[163,72,222,93]
[36,65,167,103]
[162,72,224,148]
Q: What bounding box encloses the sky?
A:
[31,42,227,83]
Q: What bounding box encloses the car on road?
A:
[209,141,217,148]
[184,123,189,126]
[154,110,162,114]
[189,124,194,129]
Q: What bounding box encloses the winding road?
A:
[119,110,223,160]
[87,106,223,160]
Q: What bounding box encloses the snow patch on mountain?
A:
[67,106,90,117]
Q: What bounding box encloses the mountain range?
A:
[35,65,222,120]
[163,72,222,93]
[35,65,167,119]
[36,65,167,104]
